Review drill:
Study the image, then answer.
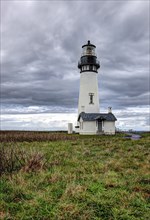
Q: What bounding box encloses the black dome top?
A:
[82,40,96,48]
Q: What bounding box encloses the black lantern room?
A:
[78,40,100,73]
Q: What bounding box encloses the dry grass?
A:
[0,130,77,142]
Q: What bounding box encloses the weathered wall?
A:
[78,119,116,135]
[79,120,97,134]
[103,121,115,134]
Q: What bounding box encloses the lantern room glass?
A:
[82,46,96,56]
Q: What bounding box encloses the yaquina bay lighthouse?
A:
[75,40,117,135]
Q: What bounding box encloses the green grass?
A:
[0,132,150,219]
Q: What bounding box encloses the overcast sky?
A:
[1,0,149,131]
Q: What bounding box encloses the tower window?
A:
[89,93,94,104]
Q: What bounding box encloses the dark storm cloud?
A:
[1,0,149,113]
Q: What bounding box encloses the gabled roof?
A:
[78,112,117,122]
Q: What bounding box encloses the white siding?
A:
[78,71,100,115]
[79,120,97,135]
[103,121,115,134]
[78,119,116,135]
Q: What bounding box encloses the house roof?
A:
[78,112,117,122]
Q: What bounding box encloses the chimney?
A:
[108,107,112,113]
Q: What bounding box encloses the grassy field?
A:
[0,131,150,220]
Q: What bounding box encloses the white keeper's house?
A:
[75,40,117,135]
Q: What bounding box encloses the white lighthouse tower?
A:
[78,40,100,114]
[76,40,117,135]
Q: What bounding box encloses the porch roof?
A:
[78,112,117,122]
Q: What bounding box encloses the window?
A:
[89,93,94,104]
[81,106,85,112]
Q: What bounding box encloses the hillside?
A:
[0,132,149,219]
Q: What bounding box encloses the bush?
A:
[0,145,46,175]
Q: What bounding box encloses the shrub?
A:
[0,145,46,175]
[22,152,45,172]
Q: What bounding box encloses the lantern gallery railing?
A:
[78,60,100,67]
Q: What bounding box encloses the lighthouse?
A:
[76,40,117,135]
[78,40,100,114]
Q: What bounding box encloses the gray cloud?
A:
[1,0,149,130]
